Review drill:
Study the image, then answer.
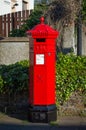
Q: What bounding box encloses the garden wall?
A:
[0,29,86,65]
[63,24,86,55]
[0,37,29,65]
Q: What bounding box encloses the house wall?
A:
[0,37,29,65]
[14,0,23,12]
[11,0,34,12]
[0,0,34,15]
[28,0,34,10]
[0,0,11,16]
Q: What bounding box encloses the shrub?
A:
[0,60,29,94]
[0,76,4,94]
[9,29,26,37]
[56,53,86,105]
[9,4,47,37]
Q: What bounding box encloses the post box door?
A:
[34,65,47,105]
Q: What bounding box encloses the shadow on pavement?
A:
[0,104,29,121]
[0,123,86,130]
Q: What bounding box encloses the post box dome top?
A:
[27,17,59,38]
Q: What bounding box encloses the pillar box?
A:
[27,17,59,123]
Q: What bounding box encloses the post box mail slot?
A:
[36,38,46,42]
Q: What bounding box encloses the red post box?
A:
[27,17,59,122]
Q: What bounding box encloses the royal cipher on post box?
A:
[27,17,59,123]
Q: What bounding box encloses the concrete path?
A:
[0,112,86,130]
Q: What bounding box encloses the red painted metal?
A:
[27,17,59,106]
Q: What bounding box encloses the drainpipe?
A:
[77,0,82,56]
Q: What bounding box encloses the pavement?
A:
[0,112,86,130]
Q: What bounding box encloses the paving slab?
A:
[0,113,86,130]
[57,116,86,126]
[0,113,23,125]
[0,112,86,126]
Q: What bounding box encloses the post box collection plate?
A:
[36,54,44,65]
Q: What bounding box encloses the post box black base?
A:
[28,105,57,123]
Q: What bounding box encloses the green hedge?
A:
[0,60,29,94]
[56,53,86,105]
[0,54,86,105]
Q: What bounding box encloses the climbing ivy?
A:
[56,53,86,105]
